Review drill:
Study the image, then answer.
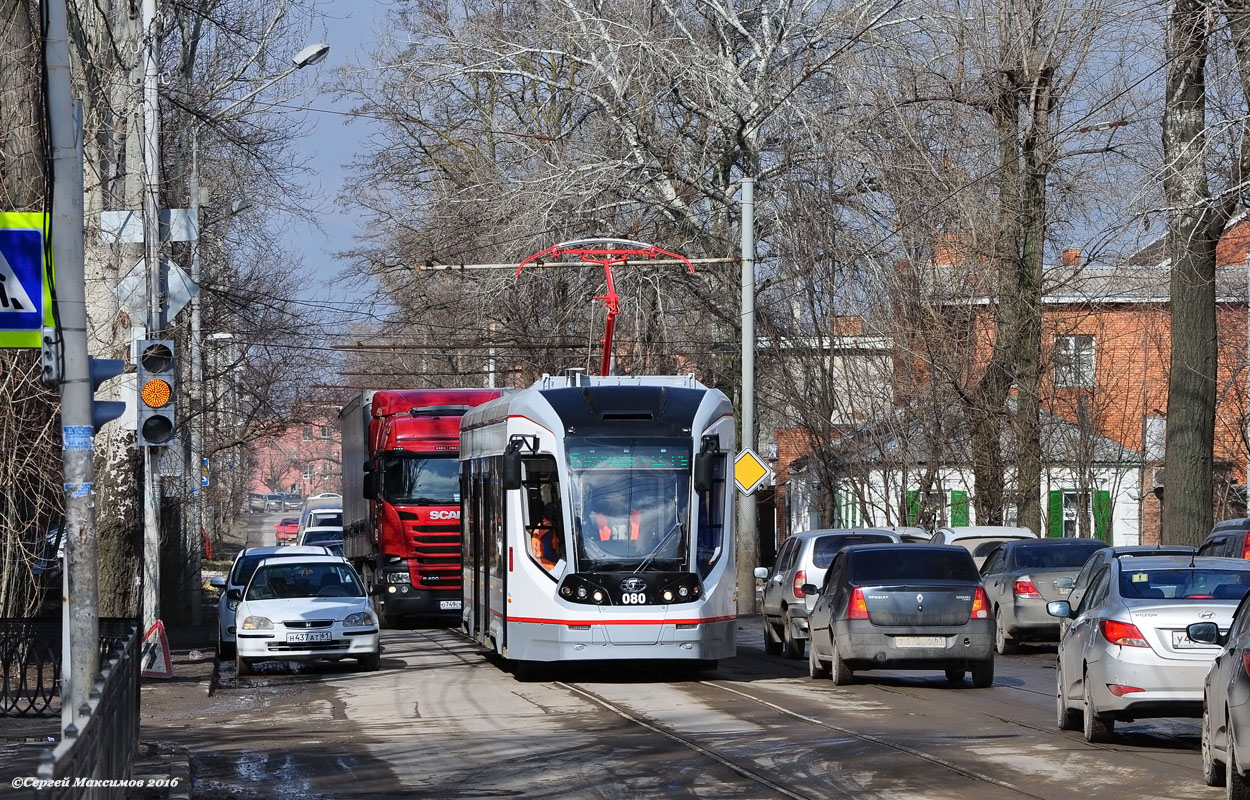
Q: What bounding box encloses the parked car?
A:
[930,525,1038,568]
[870,526,932,544]
[299,526,344,548]
[980,537,1109,654]
[248,493,267,513]
[264,492,285,512]
[805,544,994,687]
[1048,555,1250,742]
[233,554,381,675]
[1066,545,1198,619]
[297,493,343,540]
[1198,518,1250,559]
[754,529,901,659]
[1191,588,1250,794]
[209,545,334,658]
[274,517,300,544]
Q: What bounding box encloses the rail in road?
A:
[382,625,1210,800]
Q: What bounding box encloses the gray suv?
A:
[754,528,900,659]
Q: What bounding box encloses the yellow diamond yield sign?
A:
[734,448,771,495]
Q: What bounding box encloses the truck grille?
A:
[409,524,461,590]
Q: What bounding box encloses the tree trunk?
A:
[1161,0,1221,546]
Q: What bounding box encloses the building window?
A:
[320,425,332,439]
[302,425,313,441]
[1054,334,1095,388]
[302,465,314,482]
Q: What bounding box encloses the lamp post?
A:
[186,42,330,624]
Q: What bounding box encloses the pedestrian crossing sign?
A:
[0,212,53,348]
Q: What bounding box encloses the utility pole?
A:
[46,0,100,729]
[141,0,163,634]
[187,130,203,626]
[737,177,758,615]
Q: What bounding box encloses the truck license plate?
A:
[440,600,462,611]
[893,636,945,648]
[287,631,331,643]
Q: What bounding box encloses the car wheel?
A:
[1082,671,1113,742]
[763,616,783,656]
[995,610,1018,655]
[781,618,804,660]
[216,636,234,660]
[1056,663,1080,731]
[971,659,994,689]
[944,667,965,683]
[1231,730,1250,800]
[830,645,854,686]
[1203,706,1226,787]
[235,655,251,677]
[358,652,381,672]
[809,643,830,679]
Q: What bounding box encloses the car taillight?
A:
[1100,619,1150,647]
[1242,533,1250,560]
[847,587,869,620]
[970,586,990,619]
[793,570,807,598]
[1013,576,1041,599]
[1107,683,1145,696]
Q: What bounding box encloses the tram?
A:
[459,372,736,670]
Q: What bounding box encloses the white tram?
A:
[459,372,736,668]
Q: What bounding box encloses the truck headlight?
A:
[241,616,272,630]
[344,611,375,627]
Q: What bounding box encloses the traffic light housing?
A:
[90,358,125,432]
[136,339,176,446]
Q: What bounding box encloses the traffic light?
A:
[136,339,176,446]
[90,358,125,432]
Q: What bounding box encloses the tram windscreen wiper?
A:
[633,519,683,574]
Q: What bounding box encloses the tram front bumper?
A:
[504,616,736,662]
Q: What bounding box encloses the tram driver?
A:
[529,501,564,571]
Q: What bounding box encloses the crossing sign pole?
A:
[0,212,55,348]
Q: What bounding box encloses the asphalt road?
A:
[152,514,1217,799]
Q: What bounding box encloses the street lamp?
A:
[187,43,330,624]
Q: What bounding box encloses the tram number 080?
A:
[621,592,648,605]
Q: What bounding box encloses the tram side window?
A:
[696,453,727,577]
[486,457,503,579]
[522,456,564,575]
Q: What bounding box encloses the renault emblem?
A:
[916,593,924,604]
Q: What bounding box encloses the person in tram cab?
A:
[591,496,641,543]
[529,503,564,570]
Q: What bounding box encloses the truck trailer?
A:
[339,389,503,626]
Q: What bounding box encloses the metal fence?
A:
[0,618,134,716]
[34,623,140,800]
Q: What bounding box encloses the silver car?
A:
[210,545,333,658]
[754,529,900,659]
[980,537,1108,654]
[1049,555,1250,742]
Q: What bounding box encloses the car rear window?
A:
[1011,541,1107,570]
[303,530,341,546]
[812,534,895,568]
[850,549,979,582]
[1119,568,1250,600]
[230,552,312,586]
[310,511,342,527]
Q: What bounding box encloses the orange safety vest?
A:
[595,511,641,541]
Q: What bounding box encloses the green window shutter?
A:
[950,491,969,526]
[1047,490,1064,538]
[906,490,919,525]
[1093,490,1112,543]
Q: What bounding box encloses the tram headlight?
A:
[662,590,674,602]
[679,587,689,598]
[577,586,588,599]
[562,586,572,596]
[592,590,604,603]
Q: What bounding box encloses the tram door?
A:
[467,457,491,645]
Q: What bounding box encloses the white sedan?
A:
[234,555,380,675]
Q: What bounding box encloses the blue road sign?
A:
[0,212,52,348]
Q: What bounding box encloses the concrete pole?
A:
[141,0,162,633]
[187,129,203,625]
[46,1,100,728]
[736,177,758,615]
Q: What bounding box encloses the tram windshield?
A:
[567,438,692,572]
[381,454,460,505]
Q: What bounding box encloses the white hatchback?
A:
[234,555,381,675]
[211,545,333,658]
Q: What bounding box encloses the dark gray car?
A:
[805,544,994,687]
[980,538,1108,654]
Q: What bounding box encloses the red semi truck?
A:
[339,388,503,626]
